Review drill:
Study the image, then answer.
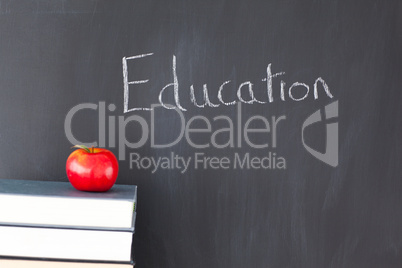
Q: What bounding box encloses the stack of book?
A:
[0,179,137,268]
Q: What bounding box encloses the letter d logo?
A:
[302,101,338,167]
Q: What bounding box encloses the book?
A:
[0,225,133,262]
[0,258,134,268]
[0,179,137,230]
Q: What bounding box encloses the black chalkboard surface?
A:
[1,1,401,267]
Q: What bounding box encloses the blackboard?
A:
[1,0,401,267]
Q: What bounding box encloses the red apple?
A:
[66,145,119,192]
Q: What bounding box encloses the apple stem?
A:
[91,146,94,153]
[71,145,92,153]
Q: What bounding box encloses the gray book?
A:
[0,225,134,262]
[0,179,137,231]
[0,258,134,268]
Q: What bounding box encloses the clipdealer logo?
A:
[64,100,339,170]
